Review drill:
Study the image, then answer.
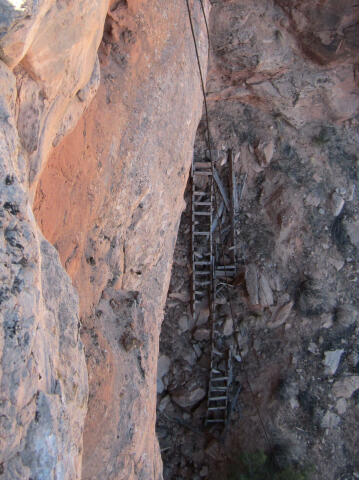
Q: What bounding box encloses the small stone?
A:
[319,208,325,215]
[171,386,206,408]
[290,397,299,409]
[335,398,347,415]
[178,315,189,332]
[305,193,321,207]
[200,466,209,477]
[245,263,259,305]
[157,378,165,395]
[336,304,358,327]
[308,342,319,355]
[321,410,340,428]
[323,350,344,375]
[328,257,344,271]
[183,350,196,366]
[193,328,210,341]
[320,314,333,329]
[158,395,171,412]
[196,307,210,326]
[332,376,359,398]
[331,192,345,217]
[223,317,233,336]
[157,355,171,379]
[268,301,293,328]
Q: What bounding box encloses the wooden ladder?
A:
[191,157,214,314]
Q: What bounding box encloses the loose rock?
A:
[321,410,340,429]
[193,328,210,342]
[223,317,234,336]
[331,192,345,217]
[332,376,359,398]
[323,350,344,375]
[171,386,206,409]
[268,301,293,328]
[245,263,259,305]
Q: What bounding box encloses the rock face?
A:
[1,0,207,478]
[0,0,108,475]
[33,0,208,478]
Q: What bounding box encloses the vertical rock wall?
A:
[33,1,209,479]
[0,1,108,478]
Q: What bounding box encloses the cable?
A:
[199,0,210,46]
[184,0,212,156]
[184,0,272,452]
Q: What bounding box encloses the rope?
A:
[184,0,272,452]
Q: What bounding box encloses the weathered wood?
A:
[211,200,224,233]
[213,167,230,211]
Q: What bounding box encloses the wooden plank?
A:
[213,167,230,211]
[211,200,224,233]
[228,149,237,266]
[193,161,212,168]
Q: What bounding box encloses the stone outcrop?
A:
[1,0,208,476]
[32,0,209,479]
[0,0,109,472]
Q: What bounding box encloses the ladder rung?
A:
[193,232,210,236]
[193,211,211,216]
[216,265,235,270]
[196,281,211,286]
[208,406,227,411]
[215,270,236,277]
[209,396,227,401]
[211,376,228,382]
[193,161,212,168]
[194,171,212,176]
[194,261,211,265]
[193,191,207,195]
[193,253,211,260]
[193,201,212,206]
[194,271,211,275]
[210,387,227,392]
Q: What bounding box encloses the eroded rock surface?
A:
[33,1,209,478]
[0,1,108,478]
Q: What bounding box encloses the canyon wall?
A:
[1,0,208,478]
[0,1,109,478]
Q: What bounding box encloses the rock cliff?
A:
[0,0,109,477]
[1,0,210,478]
[1,0,208,478]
